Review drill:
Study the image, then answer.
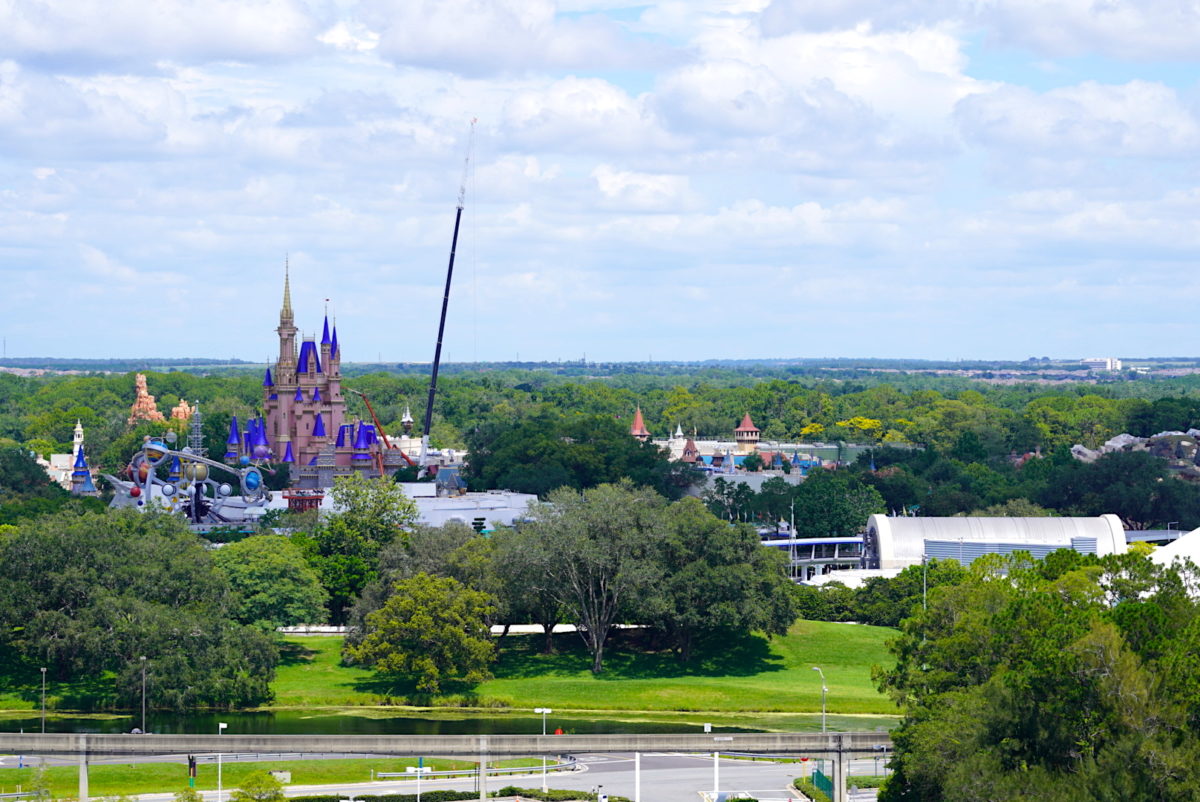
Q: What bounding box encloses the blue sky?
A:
[3,0,1200,362]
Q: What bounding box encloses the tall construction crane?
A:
[419,119,475,477]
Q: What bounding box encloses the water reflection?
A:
[0,710,762,736]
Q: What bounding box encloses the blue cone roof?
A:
[298,340,322,373]
[313,412,326,437]
[263,367,274,387]
[321,316,331,345]
[313,386,321,402]
[283,441,295,463]
[294,386,303,402]
[331,326,338,358]
[227,415,241,445]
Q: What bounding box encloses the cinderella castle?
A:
[221,268,419,489]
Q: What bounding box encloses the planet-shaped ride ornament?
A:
[252,444,270,459]
[130,487,141,498]
[244,470,262,492]
[239,455,250,466]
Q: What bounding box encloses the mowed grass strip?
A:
[272,620,898,714]
[0,757,534,797]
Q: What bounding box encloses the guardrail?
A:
[375,755,578,780]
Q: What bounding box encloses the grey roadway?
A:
[0,733,890,802]
[0,751,887,802]
[111,753,878,802]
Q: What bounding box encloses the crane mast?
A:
[419,119,475,476]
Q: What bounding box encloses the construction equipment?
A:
[419,119,475,477]
[349,389,416,472]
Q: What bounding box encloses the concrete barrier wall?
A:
[0,732,890,759]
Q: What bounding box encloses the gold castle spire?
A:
[281,256,294,324]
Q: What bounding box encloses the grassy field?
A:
[0,621,898,717]
[0,757,539,797]
[273,620,898,715]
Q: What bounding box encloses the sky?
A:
[3,0,1200,363]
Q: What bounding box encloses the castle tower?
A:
[263,265,348,477]
[72,420,84,463]
[70,445,99,496]
[630,407,651,442]
[734,413,760,455]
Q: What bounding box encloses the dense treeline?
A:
[877,550,1200,801]
[0,509,279,710]
[697,444,1200,531]
[341,480,799,687]
[11,366,1200,478]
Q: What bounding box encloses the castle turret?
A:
[734,413,760,455]
[630,407,651,442]
[70,445,99,496]
[72,420,84,463]
[225,415,241,461]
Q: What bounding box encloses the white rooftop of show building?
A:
[865,514,1128,571]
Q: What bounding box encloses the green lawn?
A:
[273,621,898,715]
[0,757,537,798]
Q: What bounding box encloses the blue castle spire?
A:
[331,326,338,358]
[263,367,274,387]
[313,386,321,402]
[313,412,326,438]
[321,315,331,345]
[352,420,372,459]
[283,441,295,463]
[294,386,303,402]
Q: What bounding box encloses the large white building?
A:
[864,514,1127,570]
[804,514,1127,588]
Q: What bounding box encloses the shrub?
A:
[355,793,477,802]
[792,778,830,802]
[496,787,632,802]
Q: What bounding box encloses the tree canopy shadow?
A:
[493,630,784,680]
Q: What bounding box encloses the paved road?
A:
[1,751,887,801]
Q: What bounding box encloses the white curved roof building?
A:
[864,514,1127,570]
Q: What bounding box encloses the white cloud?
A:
[761,0,1200,61]
[0,0,321,70]
[357,0,667,75]
[591,164,690,209]
[981,0,1200,61]
[957,80,1200,158]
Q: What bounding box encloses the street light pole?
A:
[217,722,227,802]
[139,657,147,734]
[40,668,47,734]
[812,667,827,733]
[534,707,552,792]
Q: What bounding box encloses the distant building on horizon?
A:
[1081,356,1122,372]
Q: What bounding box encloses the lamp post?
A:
[217,722,227,802]
[139,656,147,734]
[40,667,47,734]
[811,667,827,733]
[534,707,552,792]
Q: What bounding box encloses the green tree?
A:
[212,535,329,627]
[524,481,668,672]
[649,498,798,661]
[791,470,884,537]
[230,772,285,802]
[294,474,418,623]
[346,572,496,693]
[0,509,276,709]
[465,409,699,499]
